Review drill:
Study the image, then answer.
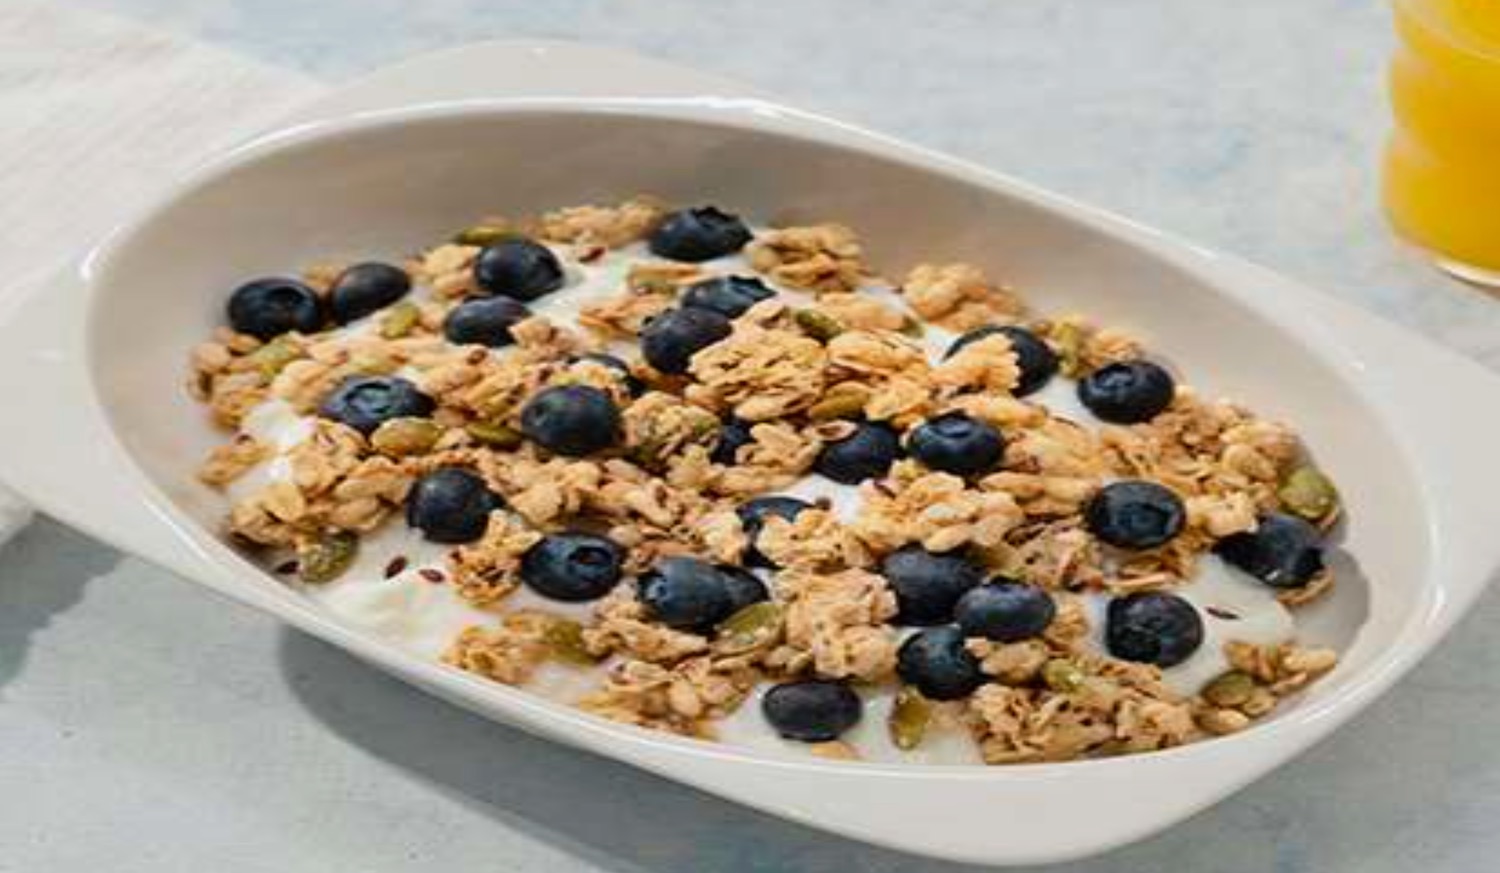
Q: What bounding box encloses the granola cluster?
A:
[190,199,1345,763]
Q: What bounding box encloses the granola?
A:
[191,198,1346,766]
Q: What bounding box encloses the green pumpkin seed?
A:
[1042,658,1085,693]
[898,316,926,338]
[1202,671,1256,708]
[466,419,523,449]
[1052,323,1086,378]
[298,532,359,584]
[544,619,599,666]
[793,309,845,342]
[1278,466,1339,524]
[379,301,422,339]
[808,382,871,421]
[888,686,933,750]
[247,335,302,379]
[716,601,783,652]
[452,225,519,247]
[371,417,442,457]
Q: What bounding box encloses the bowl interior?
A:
[86,104,1425,739]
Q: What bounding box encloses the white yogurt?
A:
[230,236,1297,764]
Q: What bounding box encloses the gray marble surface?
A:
[4,1,1499,871]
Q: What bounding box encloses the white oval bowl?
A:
[0,43,1496,866]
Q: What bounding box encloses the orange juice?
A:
[1384,0,1500,283]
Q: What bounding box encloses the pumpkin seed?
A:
[898,316,925,338]
[1202,671,1256,708]
[379,301,421,339]
[452,225,519,247]
[370,417,442,457]
[808,382,871,421]
[716,601,783,652]
[1278,466,1339,524]
[793,309,845,342]
[888,686,933,750]
[544,618,598,666]
[298,532,358,584]
[247,335,302,379]
[1042,658,1085,693]
[1052,322,1086,378]
[466,419,524,449]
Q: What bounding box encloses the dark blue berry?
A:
[719,565,771,614]
[648,206,753,262]
[736,496,814,568]
[761,681,862,742]
[328,262,411,325]
[319,375,435,435]
[1078,360,1176,423]
[1215,513,1325,589]
[680,275,775,318]
[520,385,621,457]
[443,296,532,347]
[711,418,755,465]
[881,546,985,626]
[405,468,503,544]
[640,307,732,374]
[813,420,902,484]
[520,532,626,601]
[955,580,1056,642]
[473,238,565,301]
[907,413,1006,476]
[573,353,644,396]
[897,626,986,701]
[227,277,324,340]
[1085,480,1186,549]
[946,325,1058,396]
[638,556,737,630]
[1105,592,1204,667]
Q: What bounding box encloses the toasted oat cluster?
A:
[189,198,1344,764]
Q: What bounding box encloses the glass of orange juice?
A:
[1384,0,1500,286]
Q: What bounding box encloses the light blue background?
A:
[5,1,1499,871]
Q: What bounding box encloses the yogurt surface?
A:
[227,235,1295,764]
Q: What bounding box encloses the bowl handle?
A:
[1226,258,1500,627]
[0,264,240,592]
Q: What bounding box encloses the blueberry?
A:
[1085,480,1186,549]
[1105,592,1204,668]
[648,206,753,262]
[896,626,986,701]
[881,546,985,626]
[227,277,324,340]
[719,564,771,613]
[736,496,814,568]
[520,532,626,601]
[473,238,565,301]
[680,275,775,318]
[638,556,737,630]
[1214,512,1325,588]
[1078,360,1176,423]
[907,413,1006,476]
[639,307,732,374]
[319,375,435,435]
[711,418,755,465]
[520,385,622,457]
[955,581,1056,642]
[573,352,644,396]
[813,421,902,484]
[405,468,504,544]
[761,681,862,742]
[443,296,531,347]
[328,262,411,325]
[946,325,1059,396]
